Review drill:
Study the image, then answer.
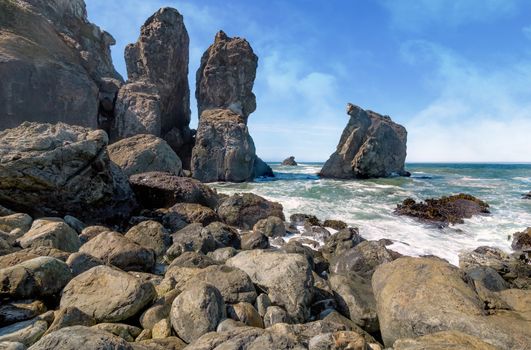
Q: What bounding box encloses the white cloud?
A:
[402,40,531,162]
[380,0,519,31]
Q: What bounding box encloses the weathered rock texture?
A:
[115,7,193,167]
[0,0,122,131]
[320,103,408,179]
[0,123,135,222]
[192,31,272,182]
[282,156,298,166]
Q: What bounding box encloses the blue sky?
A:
[86,0,531,162]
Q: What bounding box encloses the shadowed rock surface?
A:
[0,0,122,131]
[395,193,490,225]
[320,103,408,179]
[282,156,298,166]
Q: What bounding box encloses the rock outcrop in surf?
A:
[320,103,408,179]
[191,31,272,182]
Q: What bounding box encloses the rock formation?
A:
[0,0,122,131]
[114,7,194,167]
[320,103,408,179]
[0,122,135,222]
[191,31,272,182]
[282,156,298,166]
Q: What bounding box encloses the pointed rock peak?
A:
[215,30,229,42]
[346,103,361,116]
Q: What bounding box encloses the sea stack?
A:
[114,7,194,167]
[320,103,408,179]
[191,31,272,182]
[0,0,122,130]
[282,156,298,166]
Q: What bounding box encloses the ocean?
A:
[211,163,531,265]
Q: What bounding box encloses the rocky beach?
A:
[0,1,530,349]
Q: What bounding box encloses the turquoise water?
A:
[211,163,531,265]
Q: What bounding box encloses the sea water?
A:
[211,163,531,265]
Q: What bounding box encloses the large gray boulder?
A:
[0,123,135,222]
[0,257,71,299]
[226,250,313,322]
[217,193,285,229]
[191,109,257,182]
[28,326,133,350]
[320,103,408,179]
[60,266,155,323]
[116,7,193,166]
[170,283,226,343]
[196,31,257,119]
[0,0,122,131]
[372,256,531,349]
[107,134,182,177]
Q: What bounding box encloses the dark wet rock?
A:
[129,172,219,210]
[0,123,135,223]
[290,213,321,227]
[320,103,408,179]
[0,0,122,131]
[165,203,219,226]
[253,157,274,178]
[330,240,402,278]
[0,300,46,327]
[107,135,182,177]
[171,224,216,255]
[253,216,286,238]
[226,250,313,322]
[321,227,365,261]
[125,221,171,261]
[196,31,257,119]
[240,231,269,250]
[522,191,531,199]
[168,252,217,269]
[302,226,331,242]
[217,193,285,229]
[323,219,348,230]
[191,109,257,182]
[372,256,531,349]
[63,216,85,234]
[202,222,240,249]
[395,193,490,225]
[60,265,155,323]
[170,283,226,343]
[79,231,155,272]
[17,219,80,253]
[28,326,133,350]
[0,257,71,299]
[282,156,298,166]
[512,227,531,251]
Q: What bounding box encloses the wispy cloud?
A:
[380,0,520,31]
[401,40,531,162]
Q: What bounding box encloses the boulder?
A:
[79,231,155,272]
[170,283,226,343]
[253,216,286,238]
[372,256,531,349]
[171,224,216,254]
[28,326,133,350]
[191,109,257,182]
[263,306,290,327]
[0,251,40,270]
[281,156,298,166]
[0,0,122,131]
[168,251,217,269]
[207,247,238,263]
[0,214,32,236]
[522,191,531,199]
[227,302,264,328]
[134,337,187,350]
[0,123,135,222]
[512,227,531,251]
[92,323,142,342]
[321,227,365,261]
[60,265,156,323]
[217,193,285,229]
[0,318,48,347]
[125,221,171,261]
[79,225,109,243]
[196,30,257,119]
[308,331,371,350]
[107,135,182,177]
[323,219,348,231]
[395,194,490,225]
[0,342,25,350]
[240,231,269,250]
[139,289,180,330]
[202,222,241,249]
[43,307,95,336]
[393,330,498,350]
[290,213,321,226]
[0,257,71,298]
[165,203,219,226]
[226,250,313,322]
[253,157,274,178]
[320,103,408,179]
[63,215,85,234]
[123,7,190,138]
[0,300,47,327]
[129,172,219,209]
[17,219,80,253]
[65,253,103,277]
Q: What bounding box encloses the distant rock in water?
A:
[511,227,531,251]
[395,194,490,226]
[320,103,408,179]
[523,191,531,199]
[0,122,135,223]
[282,156,298,166]
[192,31,272,182]
[0,0,122,131]
[115,7,194,167]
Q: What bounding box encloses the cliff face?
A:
[192,31,272,182]
[0,0,122,130]
[320,103,408,179]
